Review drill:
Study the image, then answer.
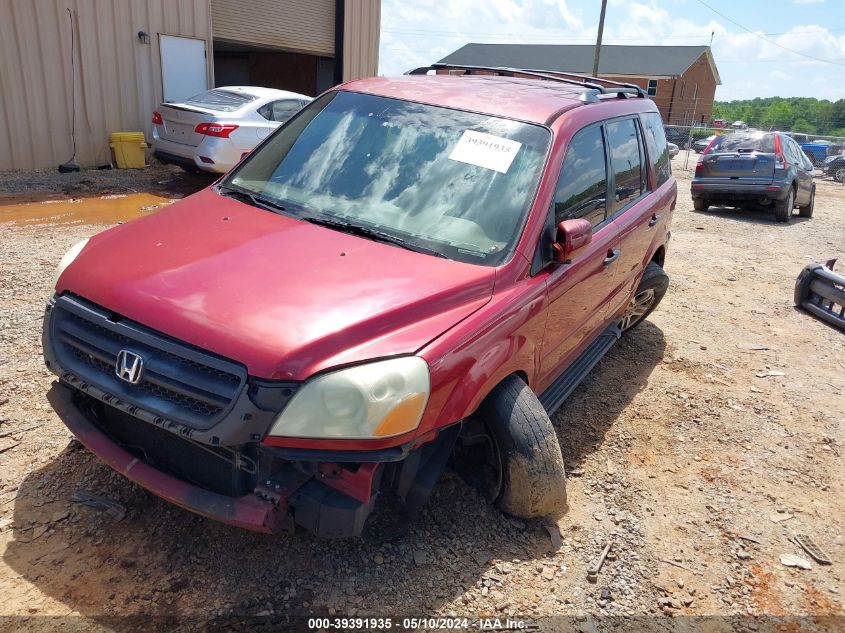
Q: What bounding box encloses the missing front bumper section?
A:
[46,382,459,538]
[795,260,845,330]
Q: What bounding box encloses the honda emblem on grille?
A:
[115,350,144,384]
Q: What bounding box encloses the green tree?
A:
[712,97,845,137]
[791,118,816,134]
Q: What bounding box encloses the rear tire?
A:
[476,375,567,519]
[619,261,670,333]
[774,187,794,223]
[798,187,815,218]
[693,198,708,211]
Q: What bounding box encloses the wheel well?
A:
[512,369,529,387]
[651,246,665,268]
[465,370,530,422]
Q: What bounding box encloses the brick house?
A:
[437,44,721,126]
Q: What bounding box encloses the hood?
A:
[57,188,495,380]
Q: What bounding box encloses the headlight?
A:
[52,238,89,288]
[268,357,430,439]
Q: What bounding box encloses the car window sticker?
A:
[448,130,522,174]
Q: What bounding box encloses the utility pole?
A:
[592,0,608,77]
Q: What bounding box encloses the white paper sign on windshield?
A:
[448,130,522,174]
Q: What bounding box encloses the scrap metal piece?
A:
[794,259,845,331]
[780,554,812,570]
[794,534,832,565]
[70,488,126,521]
[587,541,614,583]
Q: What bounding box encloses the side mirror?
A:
[552,218,592,263]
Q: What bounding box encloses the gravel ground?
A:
[0,163,213,201]
[0,159,843,631]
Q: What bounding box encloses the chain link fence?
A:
[664,124,845,179]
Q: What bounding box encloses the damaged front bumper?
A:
[49,382,286,532]
[794,259,845,331]
[42,294,459,537]
[47,382,381,537]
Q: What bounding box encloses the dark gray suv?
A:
[691,131,815,223]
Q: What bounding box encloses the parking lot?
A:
[1,158,843,628]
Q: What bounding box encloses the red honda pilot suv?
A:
[43,65,675,538]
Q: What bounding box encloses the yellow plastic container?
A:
[109,132,148,169]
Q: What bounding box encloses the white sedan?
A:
[151,86,311,174]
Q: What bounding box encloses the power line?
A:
[695,0,845,66]
[381,25,845,40]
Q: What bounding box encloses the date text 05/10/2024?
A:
[306,617,529,630]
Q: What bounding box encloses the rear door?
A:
[538,123,621,389]
[785,136,813,204]
[604,116,662,322]
[697,133,777,184]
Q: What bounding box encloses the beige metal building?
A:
[0,0,381,171]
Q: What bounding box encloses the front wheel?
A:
[774,187,794,223]
[798,187,815,218]
[475,375,567,519]
[834,167,845,184]
[619,261,670,333]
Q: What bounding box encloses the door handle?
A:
[648,213,661,227]
[603,249,620,266]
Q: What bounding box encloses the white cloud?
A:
[378,0,845,100]
[770,70,790,81]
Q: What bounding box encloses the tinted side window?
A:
[802,149,814,171]
[271,100,302,122]
[641,112,670,188]
[606,118,644,214]
[788,139,809,169]
[554,125,608,228]
[258,100,302,122]
[781,136,796,163]
[258,102,273,121]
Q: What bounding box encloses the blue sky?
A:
[378,0,845,101]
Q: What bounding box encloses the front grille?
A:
[50,295,247,430]
[79,395,257,497]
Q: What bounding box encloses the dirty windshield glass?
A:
[183,89,257,111]
[225,91,550,265]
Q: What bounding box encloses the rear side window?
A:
[782,137,799,163]
[259,100,303,122]
[184,89,258,111]
[640,112,670,188]
[606,118,644,214]
[554,125,608,228]
[711,133,775,153]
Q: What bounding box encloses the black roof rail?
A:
[405,63,646,101]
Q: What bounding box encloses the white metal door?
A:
[160,35,208,103]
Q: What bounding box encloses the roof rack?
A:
[405,63,646,102]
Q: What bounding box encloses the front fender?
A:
[418,277,548,432]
